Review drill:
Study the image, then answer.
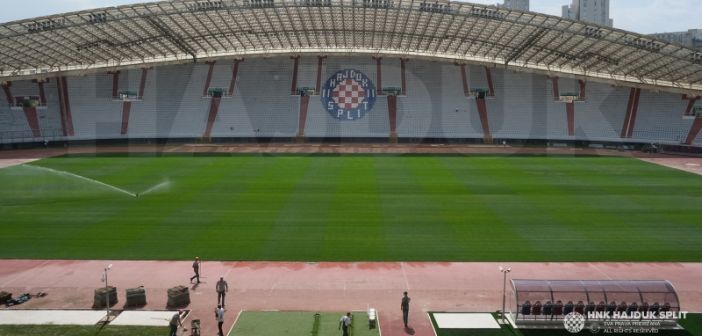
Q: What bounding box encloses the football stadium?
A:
[0,0,702,335]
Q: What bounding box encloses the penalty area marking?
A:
[0,310,105,325]
[109,310,179,327]
[433,313,501,329]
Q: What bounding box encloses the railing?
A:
[0,129,64,144]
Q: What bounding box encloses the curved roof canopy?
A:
[512,280,681,310]
[1,0,701,93]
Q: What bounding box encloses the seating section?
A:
[396,61,481,138]
[1,57,699,145]
[68,73,124,140]
[211,58,298,137]
[633,92,692,143]
[574,82,627,141]
[491,70,545,139]
[0,80,62,143]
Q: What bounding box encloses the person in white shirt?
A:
[338,312,352,336]
[215,305,225,336]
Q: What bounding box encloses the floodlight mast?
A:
[499,266,512,323]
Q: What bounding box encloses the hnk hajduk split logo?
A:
[321,69,376,121]
[564,312,587,333]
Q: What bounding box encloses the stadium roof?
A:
[1,0,702,94]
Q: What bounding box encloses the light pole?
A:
[499,266,511,323]
[101,264,113,320]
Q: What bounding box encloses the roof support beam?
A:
[144,16,196,61]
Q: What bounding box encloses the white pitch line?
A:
[400,262,411,290]
[590,263,613,280]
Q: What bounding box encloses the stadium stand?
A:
[1,58,702,145]
[0,0,701,146]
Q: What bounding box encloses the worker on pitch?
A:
[339,312,352,336]
[190,257,201,284]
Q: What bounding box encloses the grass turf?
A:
[429,313,702,336]
[0,325,167,336]
[0,154,701,261]
[228,311,379,336]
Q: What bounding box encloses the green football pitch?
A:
[1,154,701,262]
[229,311,379,336]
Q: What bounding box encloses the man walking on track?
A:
[216,277,229,307]
[215,304,225,336]
[401,291,411,329]
[338,312,352,336]
[190,257,201,284]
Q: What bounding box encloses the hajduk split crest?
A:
[321,69,376,121]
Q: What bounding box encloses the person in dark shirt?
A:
[190,257,201,284]
[401,292,411,328]
[169,310,183,336]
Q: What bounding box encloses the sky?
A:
[0,0,699,35]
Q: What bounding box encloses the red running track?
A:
[1,261,701,335]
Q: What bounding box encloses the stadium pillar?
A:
[22,106,41,138]
[578,80,586,100]
[203,96,222,140]
[621,88,641,138]
[683,94,700,116]
[297,95,310,140]
[34,79,47,106]
[475,98,493,144]
[121,101,132,135]
[566,102,575,137]
[56,77,74,136]
[373,57,383,96]
[458,64,470,97]
[138,68,149,99]
[400,59,408,96]
[228,59,243,97]
[550,77,560,99]
[485,67,495,97]
[685,117,702,145]
[1,81,13,105]
[290,56,300,95]
[109,71,120,99]
[315,56,326,95]
[388,95,398,142]
[203,61,216,97]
